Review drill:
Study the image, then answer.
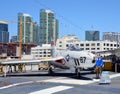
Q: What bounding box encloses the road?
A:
[0,70,120,94]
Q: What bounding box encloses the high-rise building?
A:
[18,13,34,43]
[0,20,9,42]
[39,9,58,45]
[10,35,17,42]
[85,30,99,41]
[33,24,40,45]
[103,32,120,42]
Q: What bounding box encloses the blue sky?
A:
[0,0,120,40]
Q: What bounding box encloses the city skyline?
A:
[0,0,120,40]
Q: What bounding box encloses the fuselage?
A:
[55,49,96,70]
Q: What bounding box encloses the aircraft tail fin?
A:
[51,40,56,57]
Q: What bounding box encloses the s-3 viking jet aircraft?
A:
[1,41,96,77]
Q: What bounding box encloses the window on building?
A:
[97,43,100,46]
[35,55,38,57]
[91,43,95,46]
[48,52,51,54]
[117,44,119,47]
[44,51,46,54]
[80,44,84,46]
[111,44,113,46]
[59,41,62,44]
[86,48,89,50]
[97,48,100,50]
[48,55,51,57]
[59,45,62,47]
[91,48,95,50]
[39,52,42,54]
[81,48,84,50]
[104,43,105,46]
[86,44,89,46]
[114,44,117,47]
[107,44,109,46]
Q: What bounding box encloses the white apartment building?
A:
[31,35,120,59]
[56,35,119,53]
[31,44,51,59]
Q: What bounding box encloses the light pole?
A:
[115,32,119,72]
[19,18,22,59]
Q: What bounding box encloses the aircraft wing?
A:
[1,59,41,64]
[1,56,69,69]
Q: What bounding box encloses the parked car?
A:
[38,62,48,70]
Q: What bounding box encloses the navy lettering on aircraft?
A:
[80,57,86,63]
[74,57,86,65]
[74,58,80,65]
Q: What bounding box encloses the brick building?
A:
[0,42,36,58]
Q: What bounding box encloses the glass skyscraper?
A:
[33,24,40,45]
[0,20,9,42]
[18,13,34,43]
[11,35,17,42]
[85,30,100,41]
[39,9,58,45]
[103,32,120,42]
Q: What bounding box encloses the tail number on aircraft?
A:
[80,57,86,63]
[74,57,86,65]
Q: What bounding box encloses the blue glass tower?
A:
[0,20,9,42]
[85,31,100,41]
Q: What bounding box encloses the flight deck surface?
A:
[0,71,120,94]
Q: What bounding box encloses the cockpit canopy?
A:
[67,44,81,51]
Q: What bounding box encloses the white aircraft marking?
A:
[29,86,73,94]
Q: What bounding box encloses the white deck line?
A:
[110,73,120,79]
[45,78,96,85]
[29,86,73,94]
[45,73,120,85]
[0,81,34,90]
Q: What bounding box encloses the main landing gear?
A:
[75,68,81,78]
[48,65,54,76]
